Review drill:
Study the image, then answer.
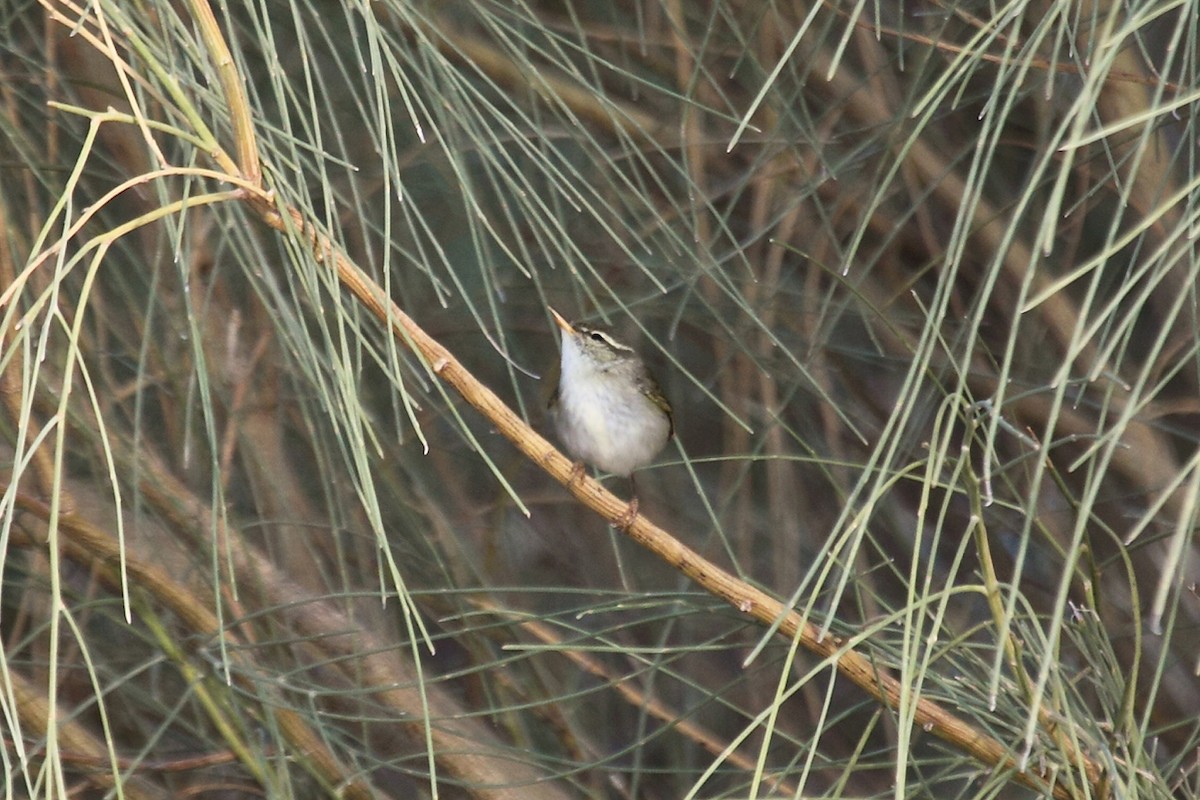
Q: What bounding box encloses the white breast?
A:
[553,335,670,476]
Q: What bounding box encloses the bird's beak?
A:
[548,306,575,334]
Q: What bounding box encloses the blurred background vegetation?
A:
[2,0,1198,798]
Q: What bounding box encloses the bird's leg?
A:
[615,497,640,530]
[614,474,641,530]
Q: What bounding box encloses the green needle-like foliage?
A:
[1,1,1196,798]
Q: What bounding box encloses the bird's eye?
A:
[590,332,605,342]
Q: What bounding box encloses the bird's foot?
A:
[614,497,640,531]
[566,460,586,487]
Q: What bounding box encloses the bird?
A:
[547,306,672,525]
